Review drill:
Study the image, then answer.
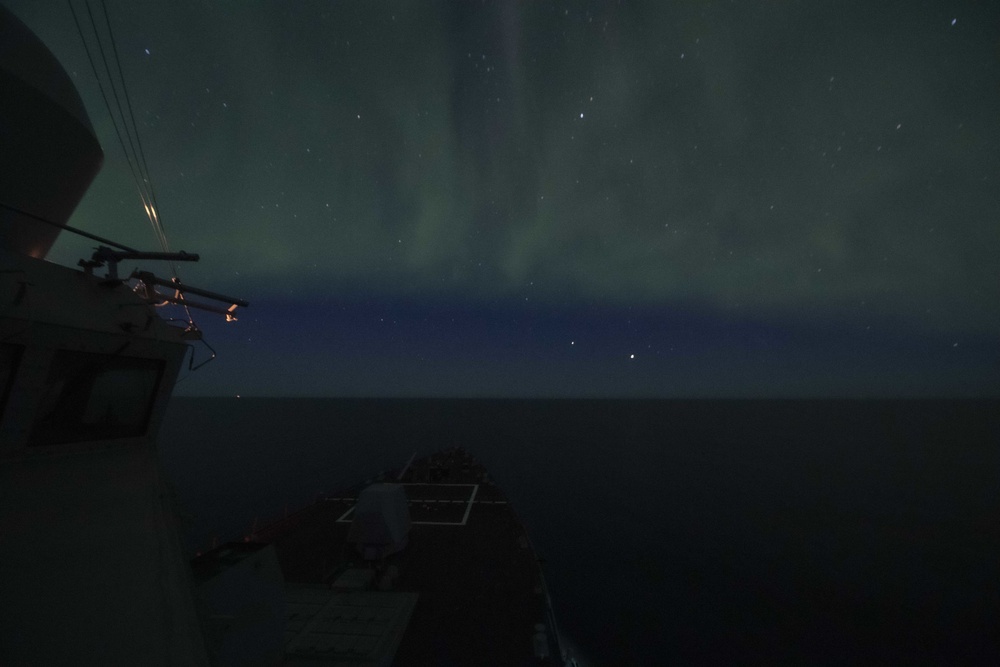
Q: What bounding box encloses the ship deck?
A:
[248,447,564,665]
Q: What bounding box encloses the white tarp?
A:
[347,483,411,559]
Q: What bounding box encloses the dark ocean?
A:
[159,398,999,665]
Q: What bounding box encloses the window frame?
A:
[28,349,165,446]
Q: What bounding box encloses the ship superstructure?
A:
[193,447,568,665]
[1,4,232,663]
[1,4,575,665]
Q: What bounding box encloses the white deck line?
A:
[329,498,504,505]
[400,483,476,487]
[410,520,466,526]
[460,484,479,526]
[396,451,417,481]
[334,483,486,525]
[334,506,467,526]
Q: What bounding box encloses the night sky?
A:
[10,0,1000,397]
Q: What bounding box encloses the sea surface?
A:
[159,398,1000,665]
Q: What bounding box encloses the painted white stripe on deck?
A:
[460,484,479,526]
[331,497,502,510]
[397,451,418,481]
[411,520,465,525]
[331,483,503,524]
[400,483,477,487]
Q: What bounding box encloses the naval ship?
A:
[0,5,573,665]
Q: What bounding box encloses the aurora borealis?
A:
[9,0,999,397]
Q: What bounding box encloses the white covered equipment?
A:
[348,484,411,560]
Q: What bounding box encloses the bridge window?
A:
[29,350,164,446]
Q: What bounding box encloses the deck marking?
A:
[324,497,505,505]
[332,483,491,525]
[460,484,479,526]
[409,520,468,526]
[400,483,478,487]
[397,451,417,481]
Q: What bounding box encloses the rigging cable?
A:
[97,0,170,262]
[68,0,198,329]
[67,0,152,230]
[94,0,195,327]
[81,0,166,255]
